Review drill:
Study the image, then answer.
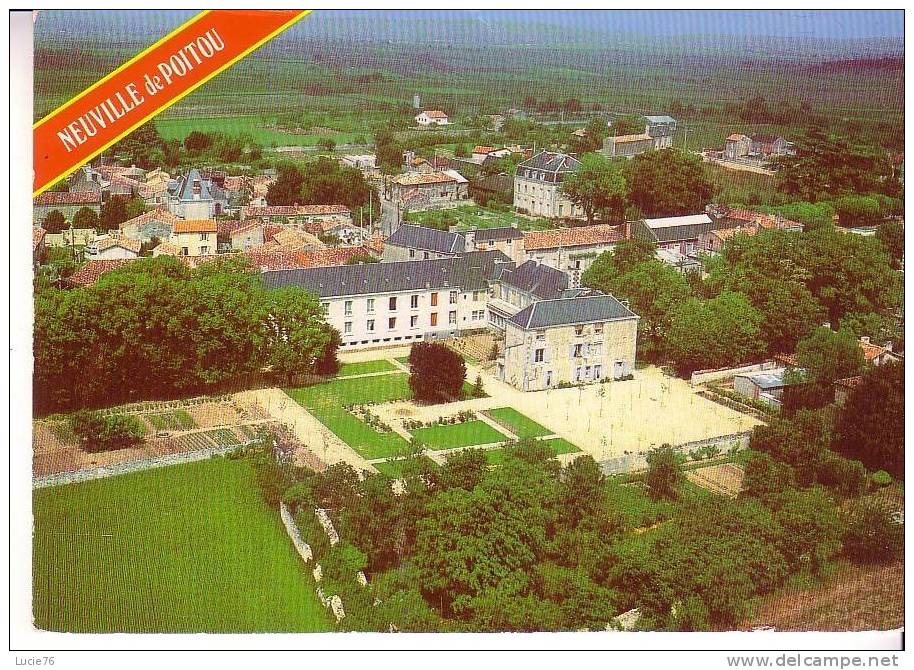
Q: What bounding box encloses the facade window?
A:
[388,317,396,329]
[430,313,438,327]
[199,233,209,241]
[472,310,485,320]
[344,300,353,316]
[473,291,483,301]
[449,291,458,304]
[573,344,583,358]
[366,298,375,313]
[181,247,189,256]
[200,246,209,255]
[410,294,419,309]
[594,322,603,334]
[591,343,603,357]
[389,296,397,310]
[430,292,438,306]
[449,311,457,325]
[423,251,430,259]
[409,248,415,258]
[367,319,375,332]
[320,302,329,312]
[534,348,544,363]
[410,315,418,328]
[575,325,584,336]
[594,365,602,379]
[344,321,352,335]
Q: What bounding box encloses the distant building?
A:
[85,235,142,261]
[471,146,511,164]
[631,214,716,256]
[415,110,450,126]
[602,133,654,159]
[465,226,525,264]
[749,134,789,156]
[340,154,378,174]
[241,205,352,228]
[167,169,228,219]
[733,368,790,407]
[119,209,182,243]
[644,115,677,149]
[33,191,102,226]
[169,219,218,257]
[216,220,265,252]
[385,171,470,211]
[513,151,583,219]
[522,224,625,286]
[725,133,752,159]
[383,224,467,261]
[499,293,639,391]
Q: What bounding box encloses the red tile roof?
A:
[242,204,350,218]
[173,219,218,234]
[834,376,863,389]
[119,208,181,230]
[244,245,378,271]
[422,110,448,119]
[473,146,497,155]
[66,259,136,286]
[523,224,625,251]
[95,237,142,254]
[34,191,101,206]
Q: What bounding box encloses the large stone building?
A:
[383,224,467,261]
[602,133,654,159]
[521,224,625,287]
[486,260,570,330]
[385,171,470,211]
[499,293,639,391]
[262,251,511,350]
[513,151,583,219]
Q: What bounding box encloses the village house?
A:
[119,209,182,243]
[486,260,570,330]
[68,166,108,196]
[471,146,512,164]
[724,133,752,159]
[522,224,625,286]
[216,220,265,253]
[465,226,525,264]
[262,251,510,350]
[168,219,218,257]
[630,213,717,255]
[244,244,379,273]
[139,168,172,208]
[498,293,639,391]
[85,235,142,261]
[749,134,789,157]
[385,171,470,211]
[644,115,677,149]
[167,168,228,219]
[700,208,802,254]
[513,151,583,219]
[383,224,467,261]
[42,227,97,249]
[340,154,379,175]
[33,190,102,226]
[414,110,450,126]
[602,133,654,159]
[776,336,902,371]
[241,204,353,228]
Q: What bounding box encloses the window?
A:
[410,315,418,328]
[388,317,396,329]
[367,319,375,332]
[199,232,209,241]
[575,325,584,336]
[366,298,375,313]
[591,343,603,357]
[181,247,189,256]
[472,310,485,320]
[430,313,438,327]
[536,330,546,341]
[594,322,603,334]
[594,365,602,379]
[320,302,329,312]
[573,344,583,358]
[449,291,458,304]
[409,248,415,258]
[430,292,438,306]
[423,251,430,260]
[389,296,397,310]
[200,246,209,255]
[534,348,545,363]
[410,294,419,309]
[449,311,457,325]
[344,321,352,335]
[344,300,353,316]
[473,291,483,302]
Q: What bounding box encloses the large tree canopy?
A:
[623,149,713,217]
[561,153,627,223]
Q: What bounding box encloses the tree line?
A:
[34,256,338,414]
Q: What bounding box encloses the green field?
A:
[484,407,553,439]
[155,116,367,148]
[285,374,413,460]
[32,458,332,632]
[409,420,507,451]
[337,359,398,377]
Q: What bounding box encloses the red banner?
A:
[33,9,309,196]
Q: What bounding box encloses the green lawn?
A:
[32,458,332,633]
[285,374,413,460]
[410,420,507,451]
[407,205,555,232]
[537,438,580,455]
[337,359,397,377]
[373,459,409,478]
[484,407,553,439]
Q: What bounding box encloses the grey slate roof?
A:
[631,218,718,244]
[387,224,466,255]
[473,226,524,242]
[496,260,567,300]
[262,250,512,298]
[517,151,581,174]
[508,294,638,330]
[172,168,227,203]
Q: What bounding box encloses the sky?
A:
[34,9,903,42]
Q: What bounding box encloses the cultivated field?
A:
[32,458,332,632]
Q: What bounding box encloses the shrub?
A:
[471,375,485,398]
[645,445,683,500]
[816,454,867,497]
[70,410,145,453]
[843,501,904,564]
[872,470,893,487]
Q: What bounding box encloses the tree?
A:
[843,500,904,564]
[72,206,99,230]
[374,129,402,172]
[42,210,67,234]
[605,239,657,276]
[99,196,130,230]
[263,287,335,379]
[876,221,904,265]
[742,451,794,501]
[645,445,683,500]
[749,409,833,487]
[561,153,626,223]
[745,278,826,355]
[792,327,866,387]
[833,194,881,228]
[184,130,213,152]
[407,342,466,403]
[111,120,166,169]
[773,488,845,576]
[832,362,903,478]
[665,292,764,374]
[624,149,713,217]
[265,163,305,205]
[318,137,336,152]
[438,448,489,491]
[345,253,379,265]
[299,157,378,211]
[454,144,469,158]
